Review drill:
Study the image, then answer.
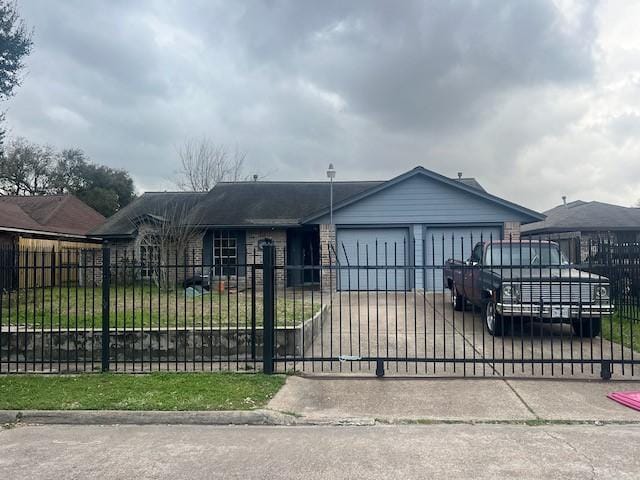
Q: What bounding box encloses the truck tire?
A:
[484,301,506,336]
[450,284,464,311]
[571,318,601,338]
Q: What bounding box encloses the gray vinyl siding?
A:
[314,175,533,225]
[313,175,536,290]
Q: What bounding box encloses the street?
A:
[2,423,640,479]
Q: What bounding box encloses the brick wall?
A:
[503,222,521,241]
[245,228,287,285]
[88,229,205,287]
[319,224,336,288]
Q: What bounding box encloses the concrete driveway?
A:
[283,291,638,379]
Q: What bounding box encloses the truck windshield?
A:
[484,244,568,266]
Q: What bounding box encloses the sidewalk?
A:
[2,376,639,427]
[268,376,640,424]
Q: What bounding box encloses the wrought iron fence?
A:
[0,236,639,379]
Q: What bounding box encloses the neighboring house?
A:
[521,200,640,263]
[0,195,105,289]
[91,166,543,291]
[0,194,105,248]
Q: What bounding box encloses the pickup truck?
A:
[443,240,613,337]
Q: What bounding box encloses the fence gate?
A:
[268,238,640,380]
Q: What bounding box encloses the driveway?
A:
[286,291,638,378]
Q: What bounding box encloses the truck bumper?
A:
[496,303,613,319]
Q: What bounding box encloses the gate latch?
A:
[338,355,362,362]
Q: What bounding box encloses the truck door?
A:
[463,243,484,303]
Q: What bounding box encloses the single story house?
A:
[0,195,105,289]
[91,166,543,291]
[521,199,640,263]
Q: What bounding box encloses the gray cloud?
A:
[7,0,639,211]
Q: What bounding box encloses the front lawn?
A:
[0,373,285,410]
[0,287,321,328]
[602,307,640,354]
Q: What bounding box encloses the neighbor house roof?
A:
[521,200,640,234]
[0,195,105,237]
[90,192,207,237]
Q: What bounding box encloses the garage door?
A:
[336,228,409,291]
[424,226,501,291]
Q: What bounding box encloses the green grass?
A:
[1,287,320,329]
[602,307,640,354]
[0,373,285,411]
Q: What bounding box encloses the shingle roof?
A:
[90,171,490,235]
[0,195,105,236]
[185,181,384,226]
[522,200,640,234]
[90,192,207,237]
[458,178,485,192]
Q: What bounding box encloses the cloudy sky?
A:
[4,0,640,211]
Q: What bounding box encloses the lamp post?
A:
[327,163,336,224]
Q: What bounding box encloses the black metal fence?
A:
[1,236,639,379]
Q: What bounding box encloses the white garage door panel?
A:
[425,226,501,291]
[337,228,409,291]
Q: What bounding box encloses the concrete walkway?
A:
[268,376,640,423]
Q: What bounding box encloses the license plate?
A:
[551,306,570,318]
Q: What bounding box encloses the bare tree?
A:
[131,199,205,288]
[174,137,247,192]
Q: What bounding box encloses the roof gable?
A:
[90,192,206,237]
[302,166,543,223]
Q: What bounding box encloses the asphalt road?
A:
[2,423,640,479]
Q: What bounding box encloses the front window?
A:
[485,243,568,266]
[214,231,237,276]
[140,243,159,278]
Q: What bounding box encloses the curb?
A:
[0,409,299,426]
[3,410,637,428]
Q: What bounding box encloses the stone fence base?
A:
[0,305,329,364]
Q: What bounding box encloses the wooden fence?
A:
[15,239,101,289]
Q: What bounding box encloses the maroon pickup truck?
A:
[443,240,613,337]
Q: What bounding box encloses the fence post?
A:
[251,265,257,360]
[101,247,111,372]
[262,243,275,374]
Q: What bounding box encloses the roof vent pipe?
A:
[457,172,462,180]
[562,195,567,206]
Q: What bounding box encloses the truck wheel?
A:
[485,301,506,336]
[450,284,464,311]
[571,318,601,338]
